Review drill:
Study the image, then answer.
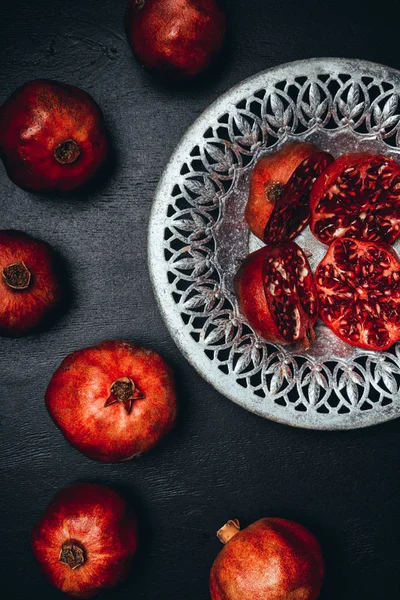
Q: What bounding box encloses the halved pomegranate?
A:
[235,242,318,347]
[316,237,400,350]
[245,143,333,241]
[310,153,400,245]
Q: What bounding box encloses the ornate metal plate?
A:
[148,58,400,430]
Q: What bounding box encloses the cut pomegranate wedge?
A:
[245,142,330,240]
[316,237,400,350]
[264,150,333,243]
[310,153,400,245]
[236,242,318,347]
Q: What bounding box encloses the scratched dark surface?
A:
[1,0,400,598]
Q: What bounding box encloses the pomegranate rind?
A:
[235,243,318,345]
[235,247,284,344]
[264,150,334,244]
[210,518,324,600]
[310,153,400,245]
[316,237,400,350]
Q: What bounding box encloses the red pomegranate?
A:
[31,483,138,598]
[310,153,400,245]
[0,230,62,336]
[316,237,400,350]
[45,340,177,462]
[0,80,108,192]
[210,518,324,600]
[125,0,227,79]
[245,143,333,241]
[235,242,318,347]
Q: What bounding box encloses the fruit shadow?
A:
[313,523,346,600]
[69,139,118,201]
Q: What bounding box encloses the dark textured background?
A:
[1,0,400,598]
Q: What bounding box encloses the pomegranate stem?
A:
[2,261,31,290]
[54,140,81,164]
[266,181,284,202]
[104,376,146,415]
[59,541,86,570]
[217,519,241,544]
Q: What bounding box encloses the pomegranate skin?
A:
[235,244,318,345]
[45,340,177,462]
[0,79,108,192]
[210,518,324,600]
[0,230,62,336]
[235,247,284,344]
[125,0,227,79]
[31,483,138,598]
[245,143,319,240]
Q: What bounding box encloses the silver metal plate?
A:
[148,58,400,430]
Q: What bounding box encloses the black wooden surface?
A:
[1,1,400,598]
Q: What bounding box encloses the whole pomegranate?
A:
[210,518,324,600]
[46,340,177,462]
[31,483,138,598]
[316,237,400,350]
[125,0,227,79]
[0,230,62,336]
[245,143,333,241]
[0,80,108,192]
[235,242,318,348]
[310,153,400,245]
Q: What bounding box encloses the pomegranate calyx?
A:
[265,181,284,203]
[135,0,145,8]
[2,261,31,290]
[104,376,146,415]
[59,541,85,570]
[54,140,81,165]
[217,519,241,545]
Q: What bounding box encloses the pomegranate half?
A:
[45,340,177,462]
[245,143,333,241]
[31,483,138,598]
[210,518,324,600]
[235,242,318,347]
[316,237,400,350]
[310,153,400,245]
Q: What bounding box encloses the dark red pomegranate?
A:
[0,80,108,192]
[235,242,318,347]
[210,518,324,600]
[316,237,400,350]
[245,143,333,241]
[0,230,62,336]
[310,153,400,245]
[46,340,177,462]
[125,0,226,79]
[31,483,138,598]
